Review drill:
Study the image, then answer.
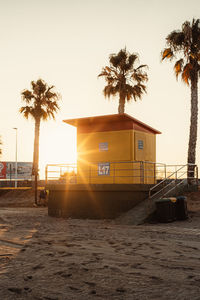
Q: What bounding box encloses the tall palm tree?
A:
[161,19,200,179]
[20,79,60,204]
[98,48,148,114]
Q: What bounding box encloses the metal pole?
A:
[45,165,48,186]
[35,172,38,205]
[196,166,198,186]
[9,163,12,187]
[141,161,144,184]
[175,169,177,196]
[113,162,115,184]
[13,128,18,188]
[89,164,91,184]
[154,163,156,184]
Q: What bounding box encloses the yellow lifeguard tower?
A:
[47,113,198,219]
[63,113,161,184]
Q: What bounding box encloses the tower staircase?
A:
[116,163,198,225]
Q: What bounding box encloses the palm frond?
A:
[98,66,118,84]
[21,90,33,103]
[128,54,138,67]
[174,59,184,79]
[182,21,192,45]
[109,48,129,70]
[138,84,147,93]
[135,64,148,71]
[182,63,193,84]
[98,68,109,78]
[45,100,60,113]
[103,85,118,99]
[131,84,145,101]
[19,106,34,119]
[41,109,48,121]
[192,19,200,48]
[161,48,174,60]
[105,66,111,72]
[166,31,185,50]
[132,70,148,83]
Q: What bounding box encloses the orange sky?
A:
[0,0,199,178]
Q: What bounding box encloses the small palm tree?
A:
[20,79,60,204]
[98,48,148,114]
[161,19,200,179]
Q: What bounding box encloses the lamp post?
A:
[13,128,18,188]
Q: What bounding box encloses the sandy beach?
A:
[0,189,200,299]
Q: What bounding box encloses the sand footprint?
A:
[32,263,44,270]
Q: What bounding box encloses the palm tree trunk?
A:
[33,118,41,204]
[187,72,198,181]
[118,94,125,114]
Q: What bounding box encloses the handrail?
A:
[148,163,198,213]
[149,164,188,196]
[149,163,197,193]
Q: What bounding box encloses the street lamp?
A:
[13,128,18,188]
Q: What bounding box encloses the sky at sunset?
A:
[0,0,200,178]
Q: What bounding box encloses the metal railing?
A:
[45,161,198,185]
[148,163,198,212]
[45,161,159,184]
[45,163,77,184]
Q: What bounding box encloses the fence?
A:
[45,161,197,185]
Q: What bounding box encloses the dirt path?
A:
[0,190,200,299]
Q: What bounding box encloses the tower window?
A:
[138,140,144,150]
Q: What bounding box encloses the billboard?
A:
[0,162,33,180]
[0,162,6,179]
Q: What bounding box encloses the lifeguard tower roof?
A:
[63,113,161,134]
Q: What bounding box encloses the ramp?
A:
[115,197,149,225]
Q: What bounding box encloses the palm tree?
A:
[161,19,200,180]
[98,48,148,114]
[20,79,60,204]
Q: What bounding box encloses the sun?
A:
[39,122,77,179]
